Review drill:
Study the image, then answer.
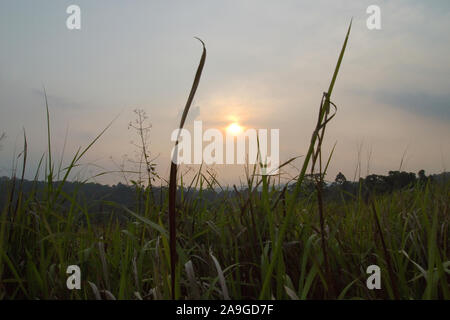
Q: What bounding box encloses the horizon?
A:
[2,169,449,189]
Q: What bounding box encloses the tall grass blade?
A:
[259,20,352,299]
[169,38,206,299]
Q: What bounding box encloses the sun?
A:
[226,122,244,135]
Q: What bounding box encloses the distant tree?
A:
[418,169,425,178]
[418,169,426,183]
[364,174,388,194]
[335,172,347,185]
[387,171,416,190]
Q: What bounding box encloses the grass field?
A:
[0,23,449,300]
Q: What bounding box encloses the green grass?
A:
[1,170,448,299]
[0,23,449,300]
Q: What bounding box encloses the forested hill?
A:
[1,170,449,211]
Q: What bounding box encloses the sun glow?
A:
[226,122,244,135]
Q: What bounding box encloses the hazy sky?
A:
[1,0,449,186]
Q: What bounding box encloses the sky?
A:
[0,0,449,186]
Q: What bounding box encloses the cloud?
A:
[373,90,450,120]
